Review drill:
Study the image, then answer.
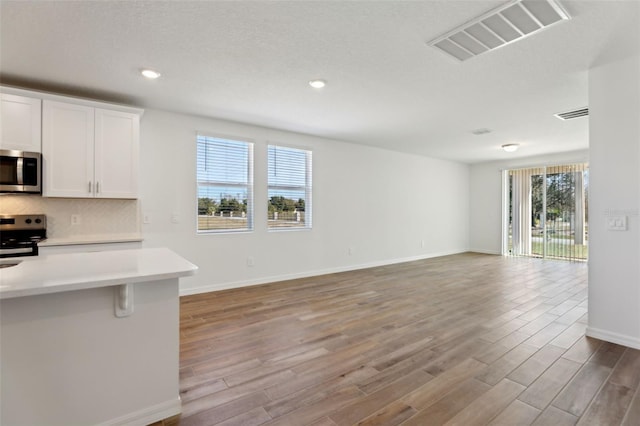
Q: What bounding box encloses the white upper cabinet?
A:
[0,94,42,152]
[94,108,139,199]
[42,100,140,199]
[42,100,95,198]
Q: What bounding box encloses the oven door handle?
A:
[0,242,38,258]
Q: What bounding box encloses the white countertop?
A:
[0,247,198,299]
[39,234,144,246]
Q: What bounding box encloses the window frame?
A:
[196,134,254,234]
[267,143,313,232]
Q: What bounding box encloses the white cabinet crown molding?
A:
[0,85,144,117]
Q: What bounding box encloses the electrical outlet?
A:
[171,213,179,224]
[607,216,627,231]
[348,247,354,256]
[71,214,81,226]
[247,256,255,267]
[143,214,151,224]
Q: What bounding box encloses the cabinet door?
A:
[94,108,139,199]
[42,100,95,197]
[0,94,42,152]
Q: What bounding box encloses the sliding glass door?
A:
[505,164,588,261]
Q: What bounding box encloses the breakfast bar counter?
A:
[0,247,197,299]
[0,247,197,426]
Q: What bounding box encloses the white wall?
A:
[469,150,589,254]
[587,53,640,349]
[138,109,470,294]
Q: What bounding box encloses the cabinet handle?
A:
[96,181,100,193]
[88,181,92,193]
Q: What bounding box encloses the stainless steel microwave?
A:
[0,149,41,194]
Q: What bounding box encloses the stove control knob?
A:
[25,219,32,224]
[35,218,42,224]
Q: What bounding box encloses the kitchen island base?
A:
[1,278,181,426]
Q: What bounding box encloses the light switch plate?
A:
[606,216,627,231]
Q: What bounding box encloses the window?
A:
[267,145,312,230]
[197,135,253,232]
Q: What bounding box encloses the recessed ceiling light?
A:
[502,144,519,152]
[309,79,326,89]
[141,69,161,79]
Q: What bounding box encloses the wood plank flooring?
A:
[160,253,640,425]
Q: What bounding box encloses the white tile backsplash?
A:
[0,195,139,239]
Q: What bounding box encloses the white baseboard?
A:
[180,249,468,296]
[468,248,502,255]
[98,397,181,426]
[586,326,640,350]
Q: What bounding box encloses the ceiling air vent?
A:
[554,107,589,120]
[428,0,571,61]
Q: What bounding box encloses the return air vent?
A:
[554,107,588,120]
[428,0,571,61]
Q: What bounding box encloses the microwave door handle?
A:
[16,158,24,185]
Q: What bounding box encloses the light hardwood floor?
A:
[164,252,640,426]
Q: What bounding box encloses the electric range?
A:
[0,214,47,258]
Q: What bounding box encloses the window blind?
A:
[197,135,253,232]
[506,163,588,261]
[267,145,312,230]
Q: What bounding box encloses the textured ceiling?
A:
[1,1,639,163]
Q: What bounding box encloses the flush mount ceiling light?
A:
[309,79,326,89]
[502,144,520,152]
[428,0,571,61]
[141,69,161,79]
